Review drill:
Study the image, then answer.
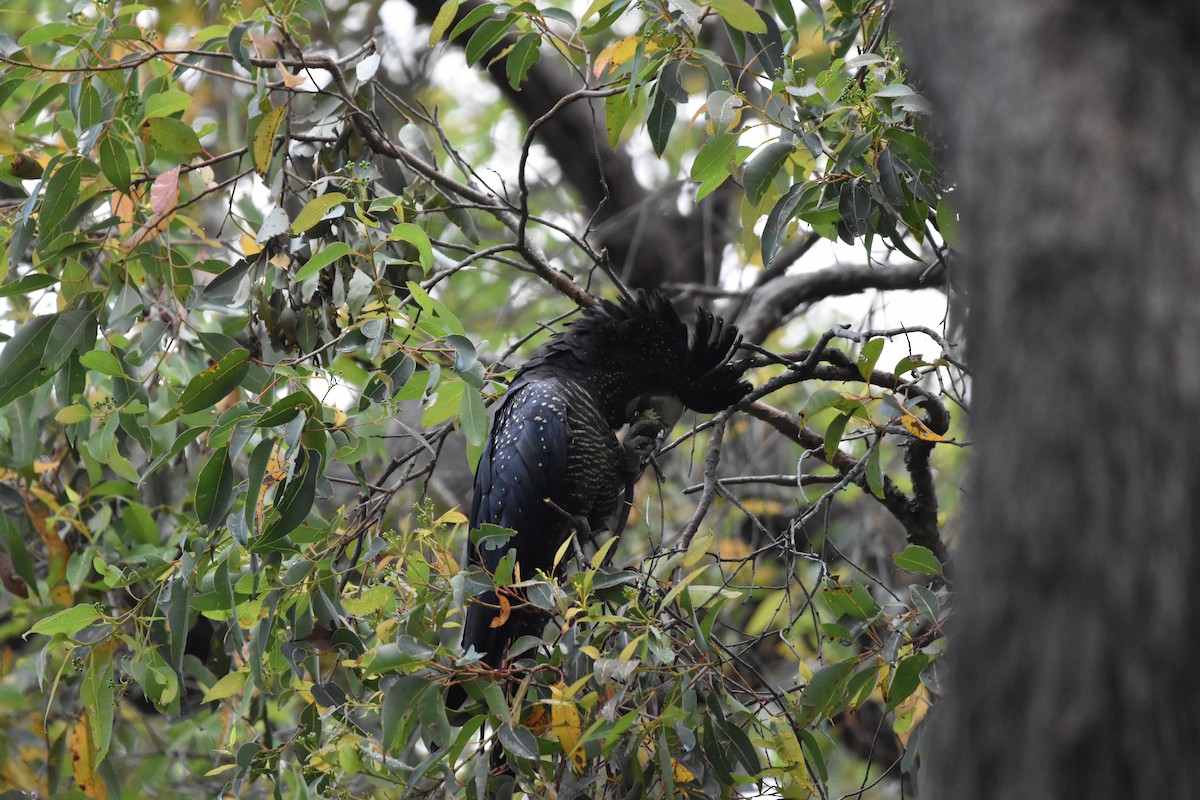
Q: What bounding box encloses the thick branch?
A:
[739,260,946,344]
[407,0,730,287]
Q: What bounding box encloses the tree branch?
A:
[738,260,947,344]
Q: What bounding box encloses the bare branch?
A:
[738,260,947,344]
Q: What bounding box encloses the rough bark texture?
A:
[898,5,1200,799]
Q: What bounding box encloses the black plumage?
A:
[449,290,750,707]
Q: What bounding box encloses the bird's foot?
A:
[544,499,606,556]
[622,416,667,477]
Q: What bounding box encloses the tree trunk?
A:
[898,5,1200,798]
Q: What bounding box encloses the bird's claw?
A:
[623,416,667,475]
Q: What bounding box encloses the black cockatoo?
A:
[448,290,750,708]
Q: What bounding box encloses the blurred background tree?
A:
[0,0,960,797]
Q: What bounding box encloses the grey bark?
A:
[897,4,1200,799]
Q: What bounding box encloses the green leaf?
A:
[800,659,855,720]
[464,16,511,66]
[716,716,761,776]
[690,132,739,182]
[406,281,466,335]
[227,21,255,71]
[823,411,850,461]
[383,676,429,752]
[838,179,872,240]
[165,574,189,669]
[82,654,115,762]
[291,192,348,234]
[257,448,321,547]
[143,89,192,119]
[865,441,884,499]
[857,338,884,380]
[703,717,734,784]
[19,23,83,46]
[45,312,96,372]
[39,156,85,240]
[295,242,351,282]
[822,582,880,621]
[506,32,541,90]
[254,391,318,427]
[0,514,35,603]
[894,544,943,576]
[497,724,539,760]
[910,584,940,623]
[459,385,488,447]
[936,196,958,249]
[421,379,465,427]
[0,152,43,182]
[142,117,203,157]
[0,272,57,299]
[56,404,90,424]
[79,349,124,377]
[387,223,433,271]
[447,3,494,41]
[710,0,767,33]
[122,501,159,545]
[29,604,101,637]
[195,445,235,530]
[874,83,914,98]
[362,352,415,406]
[0,314,56,406]
[243,436,275,532]
[886,653,932,711]
[743,140,793,206]
[761,182,811,266]
[647,81,676,156]
[178,348,250,413]
[98,130,131,192]
[799,0,824,24]
[884,128,938,173]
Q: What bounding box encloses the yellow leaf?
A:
[434,508,467,527]
[523,703,551,737]
[428,0,459,46]
[253,104,287,177]
[241,233,262,256]
[771,721,813,794]
[201,669,249,703]
[618,633,645,662]
[590,534,620,569]
[68,715,107,799]
[265,447,288,483]
[550,682,586,771]
[341,584,393,616]
[33,456,62,473]
[659,565,706,609]
[683,528,714,568]
[899,410,948,442]
[593,36,639,77]
[554,532,576,570]
[291,192,348,235]
[672,758,696,783]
